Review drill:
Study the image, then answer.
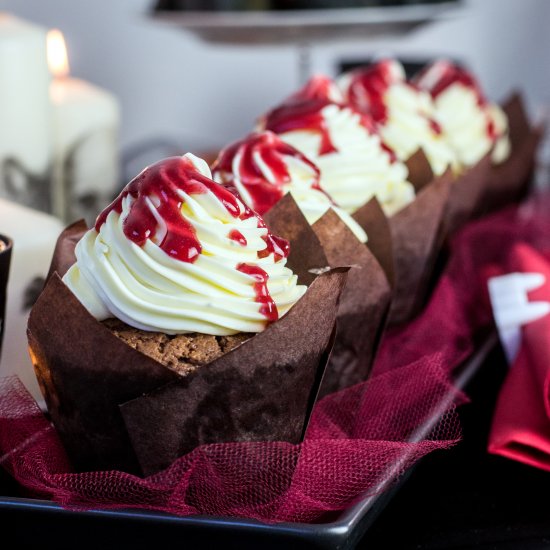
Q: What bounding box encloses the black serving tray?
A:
[361,335,550,549]
[0,334,496,550]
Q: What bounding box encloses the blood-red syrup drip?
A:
[219,178,290,262]
[96,156,248,263]
[486,117,498,141]
[380,141,398,163]
[345,60,409,126]
[228,229,247,246]
[428,117,443,136]
[237,263,278,323]
[347,69,389,125]
[264,98,338,156]
[264,76,378,157]
[212,131,327,213]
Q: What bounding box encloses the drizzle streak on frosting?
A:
[420,62,486,106]
[212,131,324,214]
[263,75,375,156]
[343,60,400,124]
[237,263,278,322]
[428,117,443,135]
[95,156,289,264]
[228,229,247,246]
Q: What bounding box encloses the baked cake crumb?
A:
[102,318,251,376]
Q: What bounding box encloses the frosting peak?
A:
[260,76,415,216]
[212,131,368,243]
[262,75,375,157]
[63,154,306,335]
[415,60,485,104]
[212,131,322,214]
[338,59,406,125]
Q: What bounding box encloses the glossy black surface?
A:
[361,342,550,549]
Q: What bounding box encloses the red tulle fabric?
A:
[2,193,550,524]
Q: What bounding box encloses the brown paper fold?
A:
[29,274,181,473]
[445,153,492,234]
[28,211,347,475]
[120,268,347,475]
[46,219,88,281]
[481,93,543,212]
[352,198,394,287]
[387,170,453,326]
[263,193,328,285]
[311,209,391,396]
[405,149,435,192]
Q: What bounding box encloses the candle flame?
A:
[47,29,70,78]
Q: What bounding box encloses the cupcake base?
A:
[103,318,251,376]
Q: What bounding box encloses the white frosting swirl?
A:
[432,86,510,167]
[63,153,306,336]
[271,104,415,216]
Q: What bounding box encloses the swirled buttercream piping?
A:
[260,75,415,216]
[63,153,306,335]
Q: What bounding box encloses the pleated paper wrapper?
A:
[28,217,348,476]
[265,195,392,397]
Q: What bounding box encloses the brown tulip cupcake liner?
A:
[482,93,544,212]
[265,195,392,397]
[445,93,542,230]
[28,210,349,476]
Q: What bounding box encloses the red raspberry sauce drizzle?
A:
[417,62,487,106]
[228,229,247,246]
[345,60,444,141]
[428,117,443,136]
[95,156,289,264]
[237,263,278,322]
[344,60,400,125]
[212,131,326,214]
[263,75,375,157]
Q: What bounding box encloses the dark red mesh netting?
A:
[1,193,549,524]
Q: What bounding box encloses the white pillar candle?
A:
[0,198,63,405]
[48,30,120,225]
[0,14,52,212]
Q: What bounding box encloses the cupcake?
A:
[211,132,392,394]
[337,58,458,177]
[28,153,347,475]
[259,75,415,217]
